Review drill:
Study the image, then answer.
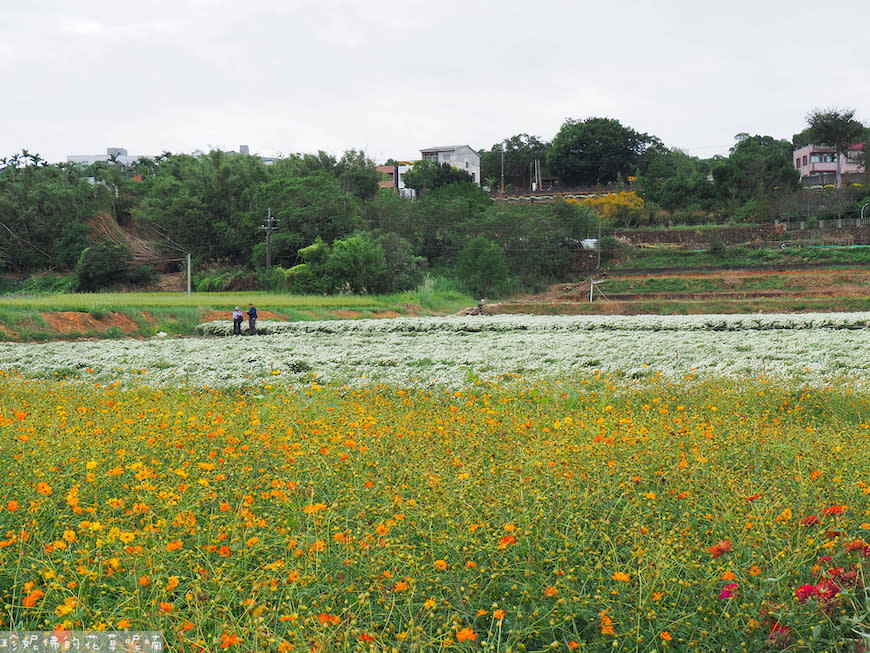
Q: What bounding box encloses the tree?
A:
[636,147,715,212]
[479,134,549,192]
[335,150,380,200]
[711,134,800,209]
[249,172,361,268]
[547,117,654,186]
[401,161,473,195]
[805,108,867,188]
[455,236,510,298]
[75,241,133,291]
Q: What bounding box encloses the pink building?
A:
[793,143,864,184]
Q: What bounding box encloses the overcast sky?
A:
[3,0,868,165]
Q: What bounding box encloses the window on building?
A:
[423,152,439,162]
[803,155,807,166]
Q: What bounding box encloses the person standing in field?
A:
[231,306,244,335]
[246,303,258,335]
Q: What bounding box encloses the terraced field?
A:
[490,267,870,315]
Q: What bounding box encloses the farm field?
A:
[1,314,869,652]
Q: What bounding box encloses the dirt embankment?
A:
[9,309,408,341]
[42,312,143,334]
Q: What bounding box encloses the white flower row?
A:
[196,312,870,337]
[2,313,868,390]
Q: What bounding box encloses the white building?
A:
[419,144,481,185]
[66,147,142,166]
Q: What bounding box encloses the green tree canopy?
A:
[711,134,800,210]
[547,117,654,186]
[402,161,474,195]
[636,148,715,212]
[455,236,510,298]
[479,134,549,192]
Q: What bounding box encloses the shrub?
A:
[75,241,132,291]
[455,236,511,298]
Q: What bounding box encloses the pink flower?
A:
[719,583,738,600]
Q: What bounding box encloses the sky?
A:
[2,0,868,165]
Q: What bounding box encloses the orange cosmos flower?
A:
[543,585,558,597]
[138,575,150,586]
[706,540,732,558]
[165,576,179,591]
[493,609,505,620]
[165,540,183,552]
[599,610,615,636]
[721,571,736,581]
[455,627,476,642]
[661,631,672,641]
[611,571,630,582]
[22,589,44,608]
[158,601,173,613]
[434,559,448,571]
[318,613,340,626]
[6,500,18,513]
[749,565,761,576]
[497,535,516,549]
[116,619,131,629]
[394,581,409,592]
[218,632,239,649]
[36,482,52,496]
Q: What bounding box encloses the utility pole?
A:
[259,208,278,269]
[500,145,505,195]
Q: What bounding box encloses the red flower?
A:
[794,584,818,602]
[822,504,846,516]
[799,515,819,527]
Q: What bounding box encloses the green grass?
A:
[610,244,870,270]
[0,287,475,341]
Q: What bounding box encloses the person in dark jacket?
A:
[246,303,258,335]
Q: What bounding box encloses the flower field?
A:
[1,313,869,389]
[1,315,869,651]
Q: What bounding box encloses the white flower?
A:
[1,313,867,390]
